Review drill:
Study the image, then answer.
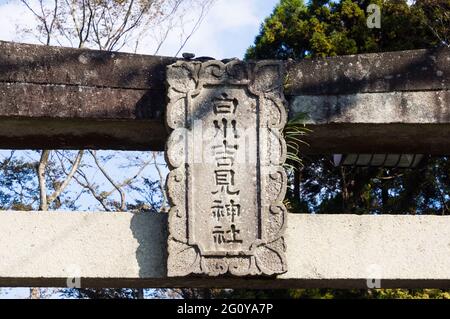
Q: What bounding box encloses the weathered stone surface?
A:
[3,41,447,94]
[290,91,450,124]
[0,41,448,153]
[0,40,177,89]
[0,40,176,151]
[289,90,450,155]
[0,211,167,284]
[285,47,450,95]
[298,124,450,155]
[0,82,152,119]
[166,60,288,276]
[0,212,449,288]
[282,214,450,286]
[0,81,167,150]
[0,118,166,151]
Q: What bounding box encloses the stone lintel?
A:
[0,41,448,153]
[0,211,448,288]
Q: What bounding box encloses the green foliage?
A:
[372,289,450,299]
[0,152,38,211]
[240,0,450,299]
[247,0,449,216]
[246,0,445,60]
[290,288,450,299]
[211,288,450,299]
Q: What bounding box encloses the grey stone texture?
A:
[0,41,448,153]
[290,91,450,125]
[285,47,449,95]
[0,211,167,284]
[166,60,288,276]
[0,41,448,285]
[0,211,448,288]
[290,90,450,155]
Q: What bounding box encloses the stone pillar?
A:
[166,60,288,276]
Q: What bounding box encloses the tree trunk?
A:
[30,287,40,299]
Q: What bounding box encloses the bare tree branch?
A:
[152,152,168,212]
[18,0,216,213]
[175,0,214,57]
[38,150,50,211]
[47,150,84,206]
[89,150,126,211]
[73,170,111,211]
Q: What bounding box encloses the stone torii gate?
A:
[0,40,448,288]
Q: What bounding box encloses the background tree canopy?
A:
[247,0,449,216]
[246,0,449,59]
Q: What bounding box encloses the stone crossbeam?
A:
[0,41,448,153]
[0,211,448,288]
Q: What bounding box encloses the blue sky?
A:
[183,0,279,58]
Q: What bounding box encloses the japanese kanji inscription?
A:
[166,59,288,276]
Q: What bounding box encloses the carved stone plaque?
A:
[166,60,288,276]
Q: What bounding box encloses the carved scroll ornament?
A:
[166,59,288,276]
